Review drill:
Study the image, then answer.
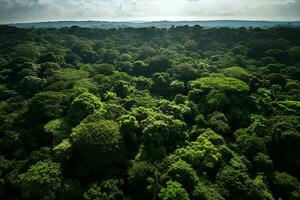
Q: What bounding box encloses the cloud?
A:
[0,0,57,23]
[0,0,300,23]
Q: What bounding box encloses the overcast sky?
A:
[1,0,300,24]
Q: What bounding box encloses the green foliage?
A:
[53,139,72,162]
[131,60,148,76]
[192,181,224,200]
[17,75,47,97]
[14,42,40,59]
[278,100,300,113]
[127,161,156,199]
[44,118,71,145]
[149,56,172,74]
[188,88,203,103]
[58,179,82,200]
[83,179,124,200]
[217,156,252,199]
[134,76,152,90]
[235,130,267,158]
[191,76,249,92]
[92,63,115,75]
[112,80,134,98]
[151,72,172,96]
[171,64,199,81]
[288,46,300,64]
[222,66,250,81]
[252,153,273,173]
[205,90,230,111]
[128,161,156,187]
[251,176,275,200]
[67,92,102,125]
[166,159,199,192]
[141,113,187,150]
[39,62,61,77]
[71,120,125,170]
[1,25,300,200]
[28,91,69,122]
[184,40,198,51]
[18,160,62,200]
[208,112,231,135]
[159,181,190,200]
[170,129,225,173]
[272,172,300,199]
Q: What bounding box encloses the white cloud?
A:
[0,0,299,23]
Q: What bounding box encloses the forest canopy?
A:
[0,25,300,200]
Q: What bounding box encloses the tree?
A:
[112,80,133,98]
[188,88,203,103]
[134,76,152,90]
[171,64,199,82]
[267,63,286,73]
[44,118,71,145]
[217,156,252,200]
[151,72,171,97]
[28,91,69,122]
[222,66,250,82]
[251,176,274,200]
[235,132,266,159]
[149,56,172,74]
[184,40,198,51]
[67,92,102,125]
[208,112,231,136]
[128,161,156,199]
[53,139,72,163]
[141,113,187,150]
[71,41,92,55]
[39,62,61,77]
[14,62,39,80]
[58,179,82,200]
[266,73,287,87]
[192,181,224,200]
[248,73,270,92]
[14,42,40,59]
[119,115,139,156]
[252,153,273,173]
[17,76,47,97]
[159,181,190,200]
[138,46,157,59]
[103,49,120,64]
[205,90,229,111]
[18,160,62,200]
[170,80,185,96]
[166,159,199,192]
[191,76,249,93]
[288,46,300,64]
[173,94,187,104]
[83,179,124,200]
[170,129,225,174]
[92,63,115,75]
[114,61,131,73]
[131,60,148,76]
[70,120,125,170]
[265,48,289,64]
[39,52,63,64]
[271,172,300,200]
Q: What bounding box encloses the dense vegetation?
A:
[0,25,300,200]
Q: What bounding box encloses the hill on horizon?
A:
[6,20,300,29]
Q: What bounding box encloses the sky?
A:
[0,0,300,24]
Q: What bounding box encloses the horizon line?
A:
[4,19,300,25]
